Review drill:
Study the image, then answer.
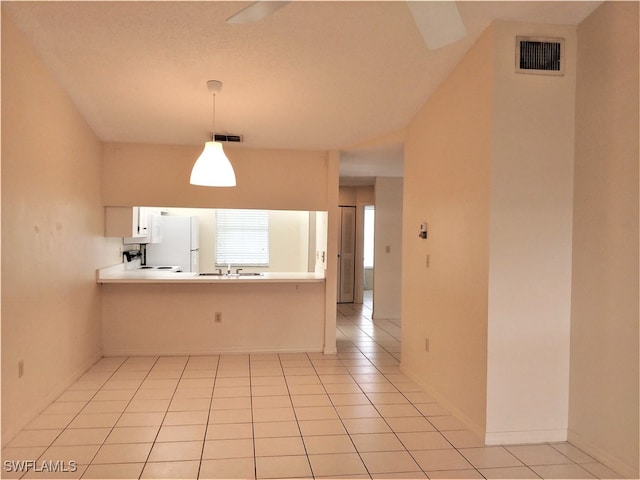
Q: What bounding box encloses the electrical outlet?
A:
[215,312,222,323]
[424,338,430,353]
[18,360,24,378]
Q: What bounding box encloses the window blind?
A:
[215,209,269,266]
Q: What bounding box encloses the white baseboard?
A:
[323,345,338,355]
[568,429,638,479]
[2,352,102,448]
[371,312,401,321]
[485,429,567,445]
[102,345,325,357]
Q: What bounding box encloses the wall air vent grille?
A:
[214,134,243,143]
[516,36,565,75]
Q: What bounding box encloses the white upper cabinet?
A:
[105,206,164,244]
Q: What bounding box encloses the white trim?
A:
[485,428,567,446]
[323,345,338,355]
[371,313,401,321]
[102,346,324,357]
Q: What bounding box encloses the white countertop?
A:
[96,263,325,284]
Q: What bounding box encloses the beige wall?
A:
[486,21,577,445]
[102,143,329,211]
[268,210,310,272]
[1,14,120,443]
[323,151,340,354]
[570,2,639,477]
[338,185,374,206]
[401,25,494,436]
[373,177,403,319]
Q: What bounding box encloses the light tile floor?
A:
[2,297,623,479]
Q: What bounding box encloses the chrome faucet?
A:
[227,264,231,275]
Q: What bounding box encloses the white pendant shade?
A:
[189,141,236,187]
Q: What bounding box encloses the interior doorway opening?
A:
[337,206,356,303]
[363,205,375,309]
[336,183,376,306]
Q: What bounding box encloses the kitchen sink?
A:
[140,265,181,272]
[198,272,263,277]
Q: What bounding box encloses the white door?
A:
[337,206,356,303]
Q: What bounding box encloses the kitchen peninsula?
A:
[98,264,327,356]
[97,263,325,284]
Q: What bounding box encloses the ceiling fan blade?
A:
[226,1,290,24]
[406,1,467,50]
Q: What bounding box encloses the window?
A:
[215,209,269,266]
[363,205,375,268]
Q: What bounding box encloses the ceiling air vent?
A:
[516,36,565,75]
[214,134,243,143]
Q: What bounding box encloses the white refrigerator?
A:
[146,216,199,272]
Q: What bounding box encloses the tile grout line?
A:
[306,351,373,479]
[248,354,259,480]
[282,352,322,480]
[82,356,163,478]
[348,340,433,478]
[194,354,221,480]
[135,356,189,479]
[78,356,151,478]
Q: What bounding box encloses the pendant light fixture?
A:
[190,80,237,187]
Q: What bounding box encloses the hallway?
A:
[337,293,401,364]
[1,304,622,479]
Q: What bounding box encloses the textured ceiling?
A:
[4,1,601,179]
